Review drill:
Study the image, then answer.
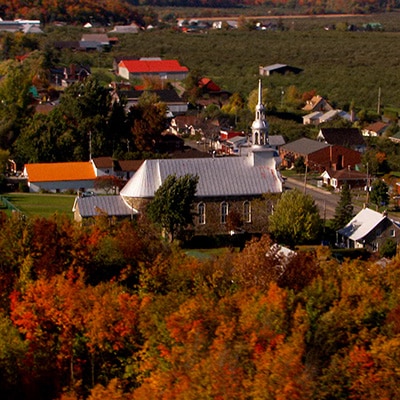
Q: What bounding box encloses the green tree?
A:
[269,189,322,248]
[147,174,199,242]
[57,76,116,159]
[379,238,397,258]
[0,61,35,148]
[370,179,389,208]
[332,183,354,231]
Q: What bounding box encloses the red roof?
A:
[198,77,221,92]
[24,162,96,182]
[119,59,188,74]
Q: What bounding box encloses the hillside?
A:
[0,0,399,23]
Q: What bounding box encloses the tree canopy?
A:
[269,188,322,247]
[370,179,390,208]
[147,173,199,242]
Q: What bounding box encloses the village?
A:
[3,3,400,399]
[0,34,392,255]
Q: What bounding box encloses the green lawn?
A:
[3,193,76,219]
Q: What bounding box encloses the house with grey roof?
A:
[280,137,361,172]
[337,207,400,252]
[259,64,302,76]
[303,110,354,125]
[113,88,188,115]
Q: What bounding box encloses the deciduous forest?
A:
[1,0,400,23]
[0,214,400,399]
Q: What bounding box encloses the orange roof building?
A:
[118,59,189,81]
[23,162,97,193]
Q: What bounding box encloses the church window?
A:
[198,202,206,225]
[221,202,228,224]
[243,201,251,223]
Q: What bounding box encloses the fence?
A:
[0,196,25,217]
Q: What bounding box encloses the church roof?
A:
[75,195,137,218]
[120,155,282,199]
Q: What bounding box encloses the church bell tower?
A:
[251,79,269,147]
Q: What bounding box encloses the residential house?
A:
[196,77,231,106]
[113,88,188,115]
[362,121,390,137]
[280,137,361,172]
[259,64,302,76]
[389,132,400,144]
[50,64,91,87]
[169,116,220,145]
[320,168,368,190]
[80,33,110,50]
[217,134,249,155]
[303,109,353,125]
[317,128,366,153]
[109,23,140,34]
[337,207,400,252]
[169,115,204,136]
[0,19,42,33]
[91,157,118,176]
[302,95,333,113]
[23,162,97,193]
[302,111,324,125]
[117,160,144,180]
[117,59,189,81]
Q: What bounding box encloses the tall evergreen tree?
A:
[332,183,354,231]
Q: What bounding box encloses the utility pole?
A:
[303,163,308,194]
[377,86,381,115]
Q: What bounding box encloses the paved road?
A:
[284,177,339,220]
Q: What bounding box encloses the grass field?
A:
[2,193,76,219]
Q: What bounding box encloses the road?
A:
[284,177,339,220]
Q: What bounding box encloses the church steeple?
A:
[251,79,269,147]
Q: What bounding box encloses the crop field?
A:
[2,193,76,219]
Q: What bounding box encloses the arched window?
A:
[198,202,206,225]
[221,202,228,224]
[243,201,251,223]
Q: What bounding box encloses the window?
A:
[243,201,251,223]
[221,202,228,224]
[198,202,206,225]
[391,229,396,237]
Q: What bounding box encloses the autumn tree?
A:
[147,174,198,242]
[127,91,168,152]
[269,188,322,248]
[94,175,124,194]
